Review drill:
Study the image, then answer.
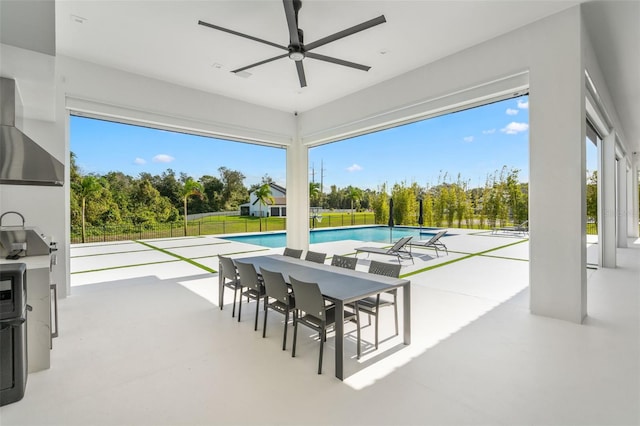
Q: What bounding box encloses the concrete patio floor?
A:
[1,229,638,425]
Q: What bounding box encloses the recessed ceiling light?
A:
[211,63,223,69]
[235,71,252,79]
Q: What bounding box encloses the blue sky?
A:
[71,96,536,190]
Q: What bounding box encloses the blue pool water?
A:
[221,226,445,248]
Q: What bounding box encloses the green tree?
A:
[254,183,275,231]
[496,167,509,226]
[69,152,82,228]
[180,178,204,235]
[586,171,598,223]
[70,151,81,183]
[371,184,389,224]
[423,191,434,226]
[482,168,506,227]
[346,186,363,224]
[75,176,102,243]
[130,180,177,225]
[391,182,417,225]
[432,173,448,227]
[199,175,225,212]
[219,167,248,210]
[325,185,341,210]
[453,174,470,228]
[154,169,182,210]
[505,168,525,224]
[309,182,321,207]
[103,171,134,220]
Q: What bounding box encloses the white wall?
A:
[630,162,639,238]
[59,56,295,147]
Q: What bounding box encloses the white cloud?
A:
[501,122,529,134]
[152,154,175,163]
[506,108,519,115]
[482,129,496,134]
[517,99,529,109]
[463,136,474,142]
[346,163,363,172]
[134,157,146,165]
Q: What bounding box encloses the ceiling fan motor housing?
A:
[288,44,305,61]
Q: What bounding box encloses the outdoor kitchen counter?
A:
[0,254,50,268]
[0,255,52,372]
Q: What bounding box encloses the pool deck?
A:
[2,229,637,425]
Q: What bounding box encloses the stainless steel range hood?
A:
[0,78,64,186]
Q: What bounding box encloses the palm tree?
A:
[255,183,275,231]
[309,182,320,206]
[75,176,101,243]
[347,186,362,225]
[181,177,204,236]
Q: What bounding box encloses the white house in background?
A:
[240,183,287,217]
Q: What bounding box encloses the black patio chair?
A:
[218,255,241,317]
[260,267,295,350]
[304,250,327,264]
[283,247,303,258]
[330,254,358,270]
[235,260,266,331]
[290,276,360,374]
[353,260,402,351]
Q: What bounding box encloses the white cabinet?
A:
[25,266,51,372]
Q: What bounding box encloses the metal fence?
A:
[70,213,376,243]
[71,215,594,244]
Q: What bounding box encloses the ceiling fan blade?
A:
[198,20,287,51]
[305,15,386,51]
[295,61,307,88]
[305,52,370,71]
[232,53,289,73]
[282,0,301,45]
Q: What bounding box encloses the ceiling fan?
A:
[198,0,386,88]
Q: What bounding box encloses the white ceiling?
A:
[55,0,580,114]
[582,1,640,156]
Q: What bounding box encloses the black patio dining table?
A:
[220,254,411,380]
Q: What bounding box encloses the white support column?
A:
[601,132,617,267]
[617,158,628,248]
[529,8,587,323]
[630,161,640,238]
[285,118,309,250]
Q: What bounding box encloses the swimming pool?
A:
[221,226,445,248]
